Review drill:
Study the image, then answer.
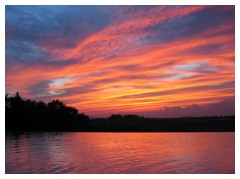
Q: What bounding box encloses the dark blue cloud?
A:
[5,5,113,65]
[5,40,50,63]
[6,6,112,42]
[140,6,234,45]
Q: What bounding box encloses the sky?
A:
[5,5,235,118]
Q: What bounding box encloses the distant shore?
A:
[6,116,235,132]
[88,116,235,132]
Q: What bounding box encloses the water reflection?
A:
[6,132,234,174]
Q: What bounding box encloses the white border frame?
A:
[1,0,239,178]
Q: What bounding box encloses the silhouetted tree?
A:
[48,99,65,110]
[109,114,123,120]
[5,92,91,131]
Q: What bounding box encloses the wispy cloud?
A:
[5,5,235,117]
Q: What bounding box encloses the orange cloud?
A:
[6,6,234,117]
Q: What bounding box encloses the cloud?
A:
[138,97,235,118]
[5,5,235,117]
[5,5,112,63]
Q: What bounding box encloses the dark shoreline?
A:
[6,92,235,133]
[6,116,235,132]
[6,131,235,133]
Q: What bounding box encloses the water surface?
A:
[6,132,235,174]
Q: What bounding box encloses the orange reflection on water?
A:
[6,132,234,173]
[57,132,235,173]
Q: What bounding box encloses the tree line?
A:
[5,92,235,132]
[6,92,90,131]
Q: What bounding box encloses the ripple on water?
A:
[5,132,235,174]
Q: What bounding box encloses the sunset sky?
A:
[5,5,235,118]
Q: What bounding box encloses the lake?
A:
[5,132,234,174]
